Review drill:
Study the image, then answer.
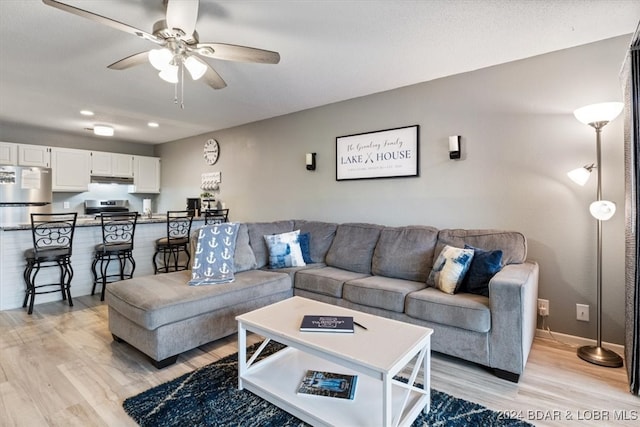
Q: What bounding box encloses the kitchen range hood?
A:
[90,175,134,185]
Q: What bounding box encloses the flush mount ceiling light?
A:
[80,109,94,116]
[148,122,159,128]
[93,125,114,137]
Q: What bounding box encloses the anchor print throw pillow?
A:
[189,223,240,286]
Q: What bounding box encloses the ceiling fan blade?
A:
[107,52,150,70]
[166,0,199,38]
[202,64,227,90]
[42,0,163,44]
[196,43,280,64]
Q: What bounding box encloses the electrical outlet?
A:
[577,304,589,321]
[63,202,70,209]
[537,299,549,317]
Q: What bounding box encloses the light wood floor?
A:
[0,296,637,427]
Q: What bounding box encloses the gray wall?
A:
[0,121,156,156]
[157,36,630,344]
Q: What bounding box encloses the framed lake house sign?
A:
[336,125,419,181]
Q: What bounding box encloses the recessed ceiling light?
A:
[93,125,114,137]
[148,122,159,128]
[80,110,95,116]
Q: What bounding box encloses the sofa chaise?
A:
[106,219,538,382]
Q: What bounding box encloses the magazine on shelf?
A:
[299,315,354,333]
[297,370,358,400]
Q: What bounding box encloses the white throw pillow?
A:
[428,245,474,294]
[264,230,306,268]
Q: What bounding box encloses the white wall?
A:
[157,36,630,344]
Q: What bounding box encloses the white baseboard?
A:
[536,328,625,355]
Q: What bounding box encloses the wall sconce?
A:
[449,135,461,159]
[306,153,316,171]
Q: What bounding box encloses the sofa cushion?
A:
[460,245,503,297]
[294,220,338,263]
[295,266,369,298]
[233,223,258,272]
[427,245,474,294]
[106,269,291,330]
[264,230,306,268]
[343,275,426,313]
[372,225,438,282]
[325,223,383,274]
[405,287,491,333]
[247,221,294,268]
[189,223,239,286]
[435,229,526,266]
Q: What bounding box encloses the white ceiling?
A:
[0,0,638,145]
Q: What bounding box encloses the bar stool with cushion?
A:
[23,212,78,315]
[153,210,194,274]
[204,208,229,225]
[91,212,138,301]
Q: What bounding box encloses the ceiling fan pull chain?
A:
[173,79,178,106]
[180,62,185,109]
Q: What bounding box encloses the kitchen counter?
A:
[0,216,204,311]
[0,213,207,231]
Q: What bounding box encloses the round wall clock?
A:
[203,138,219,165]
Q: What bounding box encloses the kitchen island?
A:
[0,215,204,311]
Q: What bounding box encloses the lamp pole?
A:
[576,120,623,367]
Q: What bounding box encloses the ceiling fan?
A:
[42,0,280,93]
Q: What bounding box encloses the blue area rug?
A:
[123,341,532,426]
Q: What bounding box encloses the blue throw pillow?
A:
[298,232,313,264]
[460,244,503,296]
[189,223,239,286]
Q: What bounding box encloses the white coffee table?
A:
[236,296,433,427]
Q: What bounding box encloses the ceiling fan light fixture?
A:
[93,125,114,137]
[149,48,173,71]
[184,55,207,80]
[159,64,179,83]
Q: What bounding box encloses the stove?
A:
[84,199,130,215]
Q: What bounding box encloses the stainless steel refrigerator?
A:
[0,166,53,226]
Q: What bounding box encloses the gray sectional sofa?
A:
[106,219,538,382]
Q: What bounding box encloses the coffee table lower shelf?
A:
[240,346,428,427]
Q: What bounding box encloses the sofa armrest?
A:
[488,261,539,376]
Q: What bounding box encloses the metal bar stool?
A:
[152,210,194,274]
[204,208,229,225]
[23,212,78,315]
[91,212,138,301]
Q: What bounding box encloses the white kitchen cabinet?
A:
[51,147,90,192]
[129,156,161,193]
[0,142,17,165]
[91,151,134,177]
[18,144,50,167]
[112,153,134,177]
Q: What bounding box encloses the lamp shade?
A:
[158,64,179,83]
[149,48,173,71]
[567,167,592,186]
[573,102,623,126]
[589,200,616,221]
[184,55,207,80]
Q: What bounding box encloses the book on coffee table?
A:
[299,315,354,333]
[297,370,358,400]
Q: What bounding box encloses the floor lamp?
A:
[568,101,624,368]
